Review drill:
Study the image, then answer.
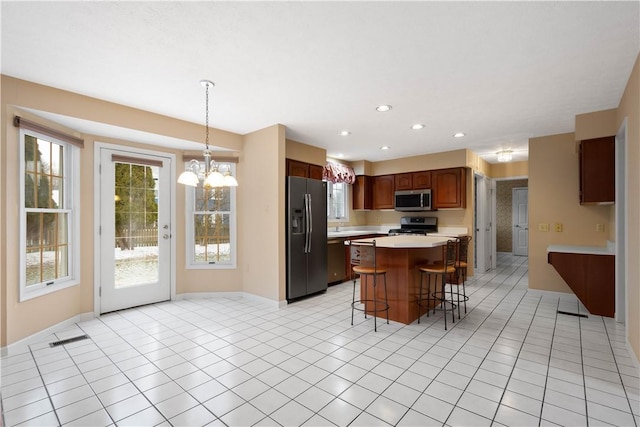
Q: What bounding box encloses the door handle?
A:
[163,234,170,240]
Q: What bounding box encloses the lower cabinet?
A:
[548,252,614,317]
[328,238,347,284]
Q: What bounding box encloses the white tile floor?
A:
[1,254,639,426]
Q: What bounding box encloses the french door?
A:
[98,147,172,313]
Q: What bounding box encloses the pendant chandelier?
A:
[178,80,238,188]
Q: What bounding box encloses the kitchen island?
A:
[349,235,452,324]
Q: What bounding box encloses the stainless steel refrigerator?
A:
[286,176,328,302]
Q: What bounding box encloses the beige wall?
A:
[1,76,245,346]
[241,125,286,302]
[490,161,528,179]
[529,132,614,295]
[575,108,618,141]
[616,55,639,361]
[371,149,467,175]
[285,139,326,166]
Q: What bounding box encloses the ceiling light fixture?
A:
[178,80,238,188]
[497,150,513,162]
[339,130,350,136]
[411,124,425,130]
[453,132,465,138]
[380,146,390,150]
[376,105,392,112]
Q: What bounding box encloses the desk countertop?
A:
[547,243,615,256]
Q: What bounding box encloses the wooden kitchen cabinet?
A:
[395,173,413,190]
[432,167,467,209]
[286,159,324,180]
[372,175,395,209]
[353,175,373,210]
[580,136,615,204]
[548,251,614,317]
[412,171,432,189]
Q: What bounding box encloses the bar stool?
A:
[417,239,457,330]
[454,236,472,316]
[348,240,389,332]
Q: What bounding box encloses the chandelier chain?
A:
[204,82,210,150]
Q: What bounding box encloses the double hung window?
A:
[185,163,237,268]
[327,181,349,222]
[20,129,79,300]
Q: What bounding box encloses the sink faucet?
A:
[335,222,344,232]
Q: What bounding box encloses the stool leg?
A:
[450,280,456,324]
[418,272,423,324]
[363,276,368,319]
[384,274,389,325]
[351,274,356,326]
[441,273,447,331]
[373,276,377,332]
[462,270,467,314]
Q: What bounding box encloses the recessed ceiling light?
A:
[380,146,390,150]
[337,153,345,158]
[376,105,392,112]
[339,130,350,136]
[453,132,466,138]
[411,124,425,130]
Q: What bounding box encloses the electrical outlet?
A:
[539,223,550,232]
[596,223,605,232]
[555,223,563,232]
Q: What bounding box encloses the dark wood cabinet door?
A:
[287,159,309,178]
[412,171,432,189]
[394,173,413,190]
[372,175,395,209]
[353,175,373,210]
[432,168,466,208]
[580,136,614,204]
[308,164,324,181]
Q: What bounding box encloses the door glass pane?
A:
[114,162,159,288]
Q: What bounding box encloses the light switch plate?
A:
[539,223,550,232]
[555,223,563,232]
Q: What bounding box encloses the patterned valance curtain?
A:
[323,161,356,184]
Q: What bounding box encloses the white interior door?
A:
[512,187,529,256]
[475,174,495,272]
[99,147,172,313]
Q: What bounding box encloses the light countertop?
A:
[349,235,448,248]
[327,226,468,239]
[547,242,615,256]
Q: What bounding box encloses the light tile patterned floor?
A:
[1,254,639,426]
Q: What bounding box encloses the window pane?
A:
[194,213,231,263]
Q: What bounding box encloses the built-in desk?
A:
[350,236,451,324]
[547,244,615,317]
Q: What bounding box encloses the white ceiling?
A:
[2,1,639,163]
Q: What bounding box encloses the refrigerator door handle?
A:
[304,194,310,253]
[307,193,313,252]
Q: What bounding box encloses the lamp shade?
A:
[177,170,199,186]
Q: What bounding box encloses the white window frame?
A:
[327,181,349,223]
[19,129,80,301]
[185,162,237,269]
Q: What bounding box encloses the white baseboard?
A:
[1,311,95,357]
[526,288,576,299]
[174,291,286,309]
[174,291,244,301]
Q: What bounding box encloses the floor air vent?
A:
[49,334,89,348]
[557,310,588,318]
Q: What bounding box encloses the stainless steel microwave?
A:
[394,189,432,211]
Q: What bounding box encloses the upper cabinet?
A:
[432,168,467,209]
[580,136,615,205]
[412,171,432,189]
[353,175,373,210]
[286,159,324,181]
[394,173,413,191]
[395,171,432,191]
[372,175,395,209]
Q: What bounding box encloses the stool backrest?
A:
[443,239,458,268]
[458,236,472,263]
[349,240,377,267]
